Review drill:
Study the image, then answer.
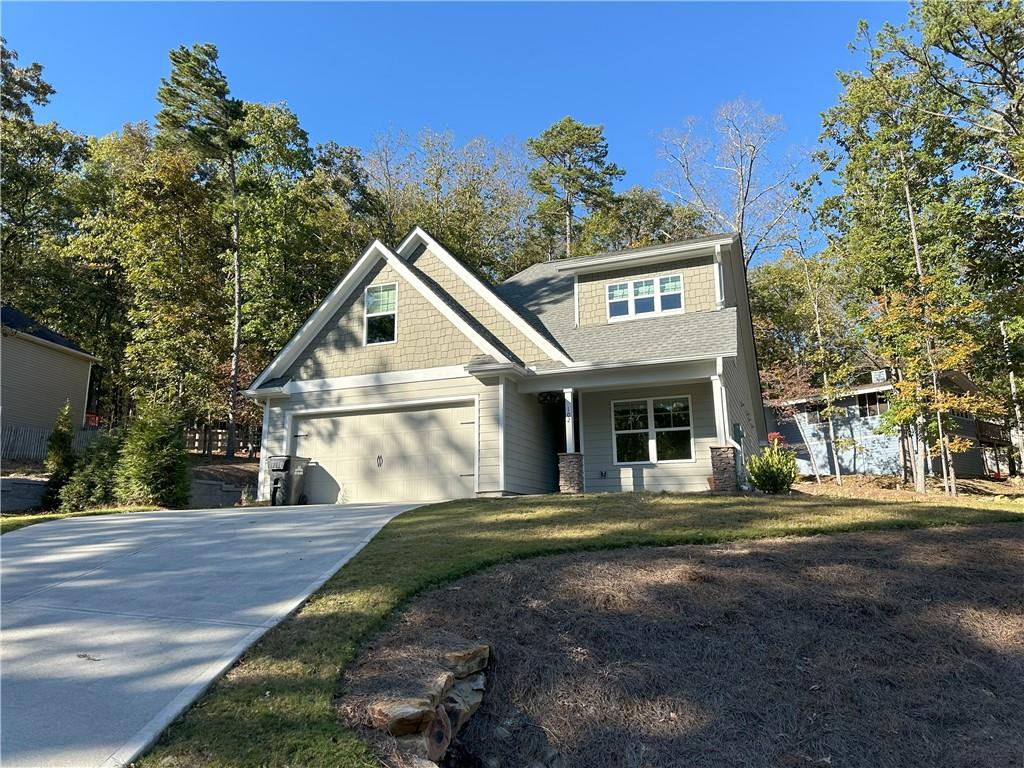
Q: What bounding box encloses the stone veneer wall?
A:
[576,255,718,327]
[709,446,738,492]
[285,262,479,380]
[558,452,584,493]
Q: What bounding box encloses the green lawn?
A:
[0,505,158,534]
[141,491,1023,768]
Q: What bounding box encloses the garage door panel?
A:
[293,402,476,503]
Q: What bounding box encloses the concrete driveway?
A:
[1,502,417,768]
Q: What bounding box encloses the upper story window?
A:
[857,391,888,418]
[364,283,397,345]
[606,275,684,321]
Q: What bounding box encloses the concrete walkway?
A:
[1,502,417,768]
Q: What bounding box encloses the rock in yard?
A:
[442,642,490,677]
[395,705,452,762]
[444,673,486,735]
[369,698,436,736]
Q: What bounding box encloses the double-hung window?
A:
[364,283,397,345]
[612,396,694,464]
[606,275,684,321]
[857,391,888,418]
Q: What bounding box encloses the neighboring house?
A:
[769,371,1013,479]
[1,305,99,459]
[245,228,766,503]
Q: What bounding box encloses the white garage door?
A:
[292,401,476,503]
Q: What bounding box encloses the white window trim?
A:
[363,282,398,346]
[610,395,696,465]
[606,275,685,322]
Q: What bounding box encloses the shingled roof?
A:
[1,305,97,359]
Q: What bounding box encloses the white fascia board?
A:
[516,357,719,393]
[555,350,736,372]
[241,386,289,401]
[250,240,388,389]
[553,236,737,275]
[397,227,572,365]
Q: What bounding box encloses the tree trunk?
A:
[801,259,841,486]
[1000,320,1024,474]
[914,416,928,494]
[226,153,242,460]
[943,433,958,497]
[564,194,573,259]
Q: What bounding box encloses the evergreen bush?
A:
[747,435,799,494]
[114,401,190,508]
[41,400,77,509]
[59,430,124,512]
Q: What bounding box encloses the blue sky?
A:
[5,2,907,189]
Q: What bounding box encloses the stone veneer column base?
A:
[709,446,738,492]
[558,452,584,494]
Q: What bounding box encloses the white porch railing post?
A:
[563,388,576,453]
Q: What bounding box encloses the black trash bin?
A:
[268,455,311,506]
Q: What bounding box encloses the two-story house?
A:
[244,228,766,503]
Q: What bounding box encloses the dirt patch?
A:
[189,457,259,487]
[340,524,1024,768]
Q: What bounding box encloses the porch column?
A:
[709,373,738,492]
[558,388,583,493]
[563,387,576,453]
[710,375,728,444]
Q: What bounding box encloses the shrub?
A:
[747,436,798,494]
[41,400,77,509]
[114,400,190,508]
[59,430,124,512]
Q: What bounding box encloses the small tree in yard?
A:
[41,400,76,509]
[59,430,124,512]
[747,433,799,494]
[115,400,190,508]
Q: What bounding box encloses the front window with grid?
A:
[612,396,693,464]
[364,283,397,345]
[606,275,683,321]
[857,391,888,418]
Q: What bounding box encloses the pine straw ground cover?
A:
[140,492,1024,768]
[342,523,1024,768]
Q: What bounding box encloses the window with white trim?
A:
[364,283,397,345]
[606,275,684,321]
[612,396,693,464]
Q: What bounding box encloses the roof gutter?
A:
[553,235,737,275]
[240,386,289,401]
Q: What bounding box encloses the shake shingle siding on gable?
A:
[410,247,553,365]
[284,262,478,380]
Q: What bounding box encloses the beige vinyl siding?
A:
[576,256,718,327]
[580,382,717,493]
[261,375,501,500]
[412,248,552,364]
[722,244,768,444]
[502,380,558,494]
[1,334,91,428]
[285,261,479,380]
[721,356,760,461]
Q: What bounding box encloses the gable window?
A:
[606,275,685,321]
[857,391,888,418]
[364,283,397,345]
[612,396,693,464]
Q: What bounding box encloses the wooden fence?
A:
[185,427,260,456]
[2,424,99,461]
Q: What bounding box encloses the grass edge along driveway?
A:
[141,492,1023,768]
[0,506,158,535]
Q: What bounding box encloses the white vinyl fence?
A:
[2,424,99,461]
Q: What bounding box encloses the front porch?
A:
[492,357,747,495]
